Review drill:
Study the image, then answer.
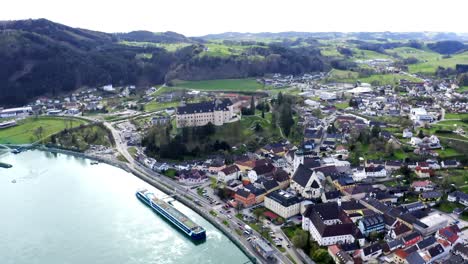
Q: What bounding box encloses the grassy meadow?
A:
[0,117,87,144]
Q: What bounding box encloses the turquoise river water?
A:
[0,150,249,264]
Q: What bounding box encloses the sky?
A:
[1,0,467,36]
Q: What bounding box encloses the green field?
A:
[0,117,87,144]
[325,70,422,86]
[144,101,180,112]
[172,78,265,92]
[407,51,468,74]
[445,113,468,120]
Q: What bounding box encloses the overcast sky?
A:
[1,0,467,36]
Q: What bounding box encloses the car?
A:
[215,202,221,205]
[287,244,291,248]
[227,215,232,219]
[226,210,231,213]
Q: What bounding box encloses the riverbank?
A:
[27,145,261,264]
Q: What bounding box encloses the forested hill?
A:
[0,19,329,106]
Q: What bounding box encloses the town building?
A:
[0,107,32,118]
[290,164,323,199]
[217,165,241,183]
[264,190,302,219]
[175,99,239,128]
[447,191,468,206]
[358,214,385,236]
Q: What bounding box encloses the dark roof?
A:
[236,188,252,198]
[272,169,289,182]
[253,163,276,176]
[314,165,341,177]
[324,191,341,200]
[244,184,266,196]
[266,190,302,207]
[443,160,459,166]
[340,242,360,252]
[311,179,320,189]
[453,243,468,256]
[262,179,279,191]
[303,202,340,221]
[417,236,436,250]
[292,164,312,187]
[393,221,411,236]
[421,190,442,199]
[366,165,386,172]
[221,165,239,175]
[177,99,232,114]
[386,160,403,166]
[406,251,426,264]
[363,243,382,256]
[341,200,366,211]
[403,232,421,242]
[428,244,444,258]
[302,158,321,169]
[360,214,384,228]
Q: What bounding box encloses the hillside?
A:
[0,19,330,106]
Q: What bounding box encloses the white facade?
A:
[352,168,367,182]
[264,192,301,219]
[302,218,356,246]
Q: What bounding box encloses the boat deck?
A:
[140,189,204,233]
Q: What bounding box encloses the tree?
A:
[277,92,284,105]
[418,130,425,139]
[371,124,381,138]
[250,96,256,115]
[292,229,308,249]
[34,126,44,141]
[280,105,294,137]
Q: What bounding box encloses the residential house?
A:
[441,160,460,168]
[361,243,383,262]
[436,225,461,245]
[447,191,468,206]
[386,160,403,171]
[178,170,208,185]
[366,165,387,178]
[217,165,241,183]
[234,188,256,207]
[411,180,434,192]
[415,166,434,178]
[403,129,413,138]
[402,232,423,248]
[419,191,442,202]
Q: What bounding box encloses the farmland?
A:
[172,78,265,92]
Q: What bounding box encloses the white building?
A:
[290,165,323,199]
[176,99,239,128]
[217,165,241,183]
[352,167,367,182]
[264,190,302,219]
[0,107,32,118]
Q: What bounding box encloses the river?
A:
[0,150,249,264]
